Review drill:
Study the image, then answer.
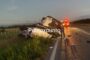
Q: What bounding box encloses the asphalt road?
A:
[69,27,90,60]
[46,25,90,60]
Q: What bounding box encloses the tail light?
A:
[63,22,70,27]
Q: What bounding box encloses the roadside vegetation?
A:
[72,18,90,24]
[0,27,54,60]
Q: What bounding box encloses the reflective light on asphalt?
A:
[71,27,90,35]
[50,46,53,49]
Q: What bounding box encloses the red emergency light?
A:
[63,17,70,27]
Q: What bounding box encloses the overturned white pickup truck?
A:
[19,27,52,38]
[19,16,62,38]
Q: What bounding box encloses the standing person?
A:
[60,20,65,38]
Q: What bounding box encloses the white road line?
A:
[71,27,90,35]
[60,37,67,60]
[50,38,59,60]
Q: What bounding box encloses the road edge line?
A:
[49,38,59,60]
